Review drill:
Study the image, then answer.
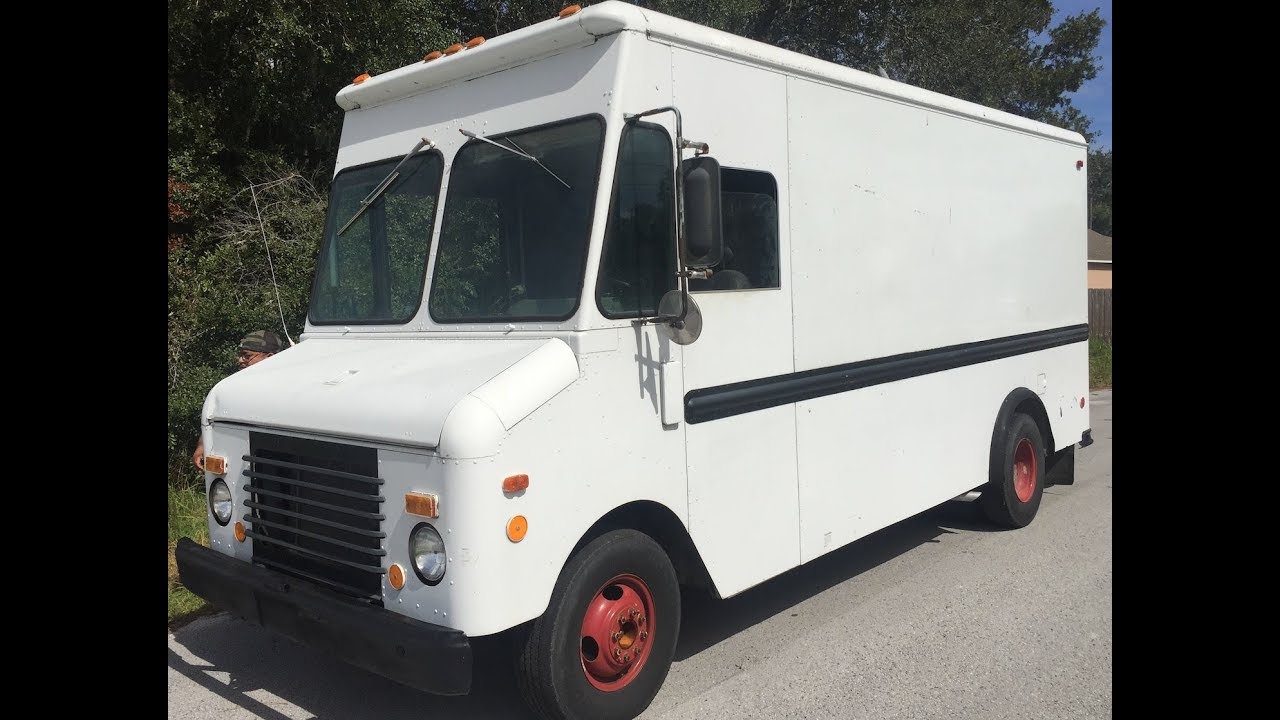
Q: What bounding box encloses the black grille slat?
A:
[255,557,384,599]
[242,454,384,485]
[243,501,386,537]
[245,433,385,601]
[244,468,387,502]
[244,531,387,573]
[246,516,388,556]
[242,486,385,521]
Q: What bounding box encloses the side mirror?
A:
[681,156,723,268]
[657,289,703,345]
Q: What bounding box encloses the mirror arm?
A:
[626,105,711,329]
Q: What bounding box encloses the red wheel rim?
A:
[1013,438,1037,503]
[579,573,656,691]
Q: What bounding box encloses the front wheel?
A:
[516,530,681,720]
[980,412,1047,528]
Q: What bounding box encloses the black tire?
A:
[980,412,1046,528]
[515,530,681,720]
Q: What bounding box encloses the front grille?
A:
[243,433,386,602]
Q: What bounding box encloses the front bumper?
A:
[176,538,472,695]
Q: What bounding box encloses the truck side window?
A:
[596,123,677,318]
[691,169,780,291]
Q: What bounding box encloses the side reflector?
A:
[1080,397,1086,408]
[507,515,528,542]
[406,493,439,518]
[352,73,371,84]
[443,43,464,55]
[503,474,530,493]
[559,5,582,18]
[423,51,443,62]
[466,36,485,48]
[1076,160,1084,170]
[233,522,246,543]
[203,455,227,475]
[388,564,406,590]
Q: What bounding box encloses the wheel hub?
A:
[580,574,655,691]
[1013,438,1038,502]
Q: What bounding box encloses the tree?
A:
[166,164,327,484]
[1088,148,1112,235]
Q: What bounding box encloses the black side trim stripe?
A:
[685,324,1089,424]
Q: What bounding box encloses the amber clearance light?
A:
[406,493,439,518]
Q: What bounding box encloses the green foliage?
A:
[1089,336,1112,388]
[1088,148,1112,235]
[168,484,211,624]
[168,0,455,178]
[167,165,327,480]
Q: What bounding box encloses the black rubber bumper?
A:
[175,537,472,695]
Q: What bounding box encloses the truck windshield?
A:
[429,116,604,322]
[310,150,445,324]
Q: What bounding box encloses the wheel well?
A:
[1013,395,1056,453]
[573,501,715,594]
[991,389,1057,481]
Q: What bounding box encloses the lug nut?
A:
[639,631,648,641]
[613,647,622,659]
[637,614,646,625]
[611,631,622,642]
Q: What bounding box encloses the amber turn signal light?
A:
[503,474,529,493]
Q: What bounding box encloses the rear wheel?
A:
[516,530,680,720]
[981,412,1046,528]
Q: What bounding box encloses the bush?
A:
[1089,337,1112,388]
[167,163,326,486]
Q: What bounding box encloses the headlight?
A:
[209,479,232,526]
[410,523,447,585]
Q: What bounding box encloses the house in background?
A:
[1088,229,1112,289]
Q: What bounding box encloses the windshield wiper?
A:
[459,129,571,190]
[337,136,435,236]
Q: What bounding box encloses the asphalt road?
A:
[168,389,1112,720]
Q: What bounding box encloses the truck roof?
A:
[336,1,1085,146]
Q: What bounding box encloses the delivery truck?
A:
[177,3,1093,719]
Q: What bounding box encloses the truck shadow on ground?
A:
[672,500,995,661]
[168,500,1000,720]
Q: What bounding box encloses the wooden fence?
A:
[1088,289,1112,342]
